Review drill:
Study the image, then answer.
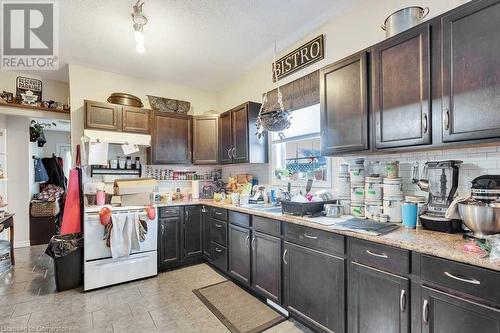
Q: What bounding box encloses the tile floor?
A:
[0,245,312,333]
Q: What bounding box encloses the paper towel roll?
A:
[192,180,200,199]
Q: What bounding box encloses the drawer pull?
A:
[444,271,480,285]
[422,299,429,325]
[215,247,222,253]
[366,249,388,259]
[214,223,222,228]
[283,249,288,265]
[303,233,318,240]
[400,289,406,312]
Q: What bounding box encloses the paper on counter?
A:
[88,141,109,166]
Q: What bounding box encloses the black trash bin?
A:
[45,233,83,292]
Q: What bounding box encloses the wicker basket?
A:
[30,201,60,217]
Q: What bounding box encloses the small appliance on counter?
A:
[414,160,463,233]
[458,175,500,239]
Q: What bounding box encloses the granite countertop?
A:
[86,199,500,271]
[196,200,500,272]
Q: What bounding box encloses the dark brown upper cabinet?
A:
[122,106,151,134]
[85,100,150,134]
[441,0,500,142]
[149,112,192,164]
[320,52,369,155]
[193,116,219,165]
[372,25,431,149]
[85,100,122,132]
[220,101,268,164]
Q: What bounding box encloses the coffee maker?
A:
[413,160,463,233]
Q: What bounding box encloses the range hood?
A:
[83,129,151,146]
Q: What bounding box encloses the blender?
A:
[412,160,463,233]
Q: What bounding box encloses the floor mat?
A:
[193,280,286,333]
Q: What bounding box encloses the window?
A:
[270,104,330,186]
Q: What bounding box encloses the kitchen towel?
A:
[110,212,140,259]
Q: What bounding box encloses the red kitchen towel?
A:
[60,169,81,234]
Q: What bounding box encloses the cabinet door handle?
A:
[423,113,428,133]
[215,247,222,253]
[282,249,288,265]
[444,271,480,285]
[251,237,256,250]
[444,108,450,130]
[400,289,407,312]
[303,233,318,240]
[214,223,222,228]
[366,249,388,259]
[422,299,429,325]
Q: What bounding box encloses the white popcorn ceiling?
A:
[37,0,359,90]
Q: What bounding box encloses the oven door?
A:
[84,211,158,261]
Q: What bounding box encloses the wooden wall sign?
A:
[273,35,324,82]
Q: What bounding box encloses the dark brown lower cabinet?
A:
[228,224,251,285]
[420,286,500,333]
[251,231,281,304]
[201,206,211,260]
[158,216,181,269]
[183,206,202,260]
[283,241,345,333]
[349,262,409,333]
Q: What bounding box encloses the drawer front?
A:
[253,215,281,237]
[284,223,345,256]
[229,211,250,228]
[350,238,410,275]
[159,206,181,218]
[211,242,228,273]
[211,207,228,221]
[210,218,227,246]
[421,255,500,305]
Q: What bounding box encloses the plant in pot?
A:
[30,120,56,147]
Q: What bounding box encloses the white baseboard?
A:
[14,241,30,248]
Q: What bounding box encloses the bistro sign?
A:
[273,35,324,82]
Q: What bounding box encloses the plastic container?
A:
[365,177,383,201]
[350,165,365,183]
[365,201,383,220]
[351,184,365,202]
[383,177,403,196]
[385,161,400,178]
[351,203,365,217]
[383,195,404,222]
[336,172,350,197]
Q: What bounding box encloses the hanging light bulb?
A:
[132,1,147,54]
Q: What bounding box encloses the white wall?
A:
[6,116,31,247]
[0,71,69,103]
[217,0,469,110]
[68,64,219,159]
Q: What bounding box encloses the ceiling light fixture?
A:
[132,0,147,54]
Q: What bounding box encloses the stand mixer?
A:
[412,160,463,233]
